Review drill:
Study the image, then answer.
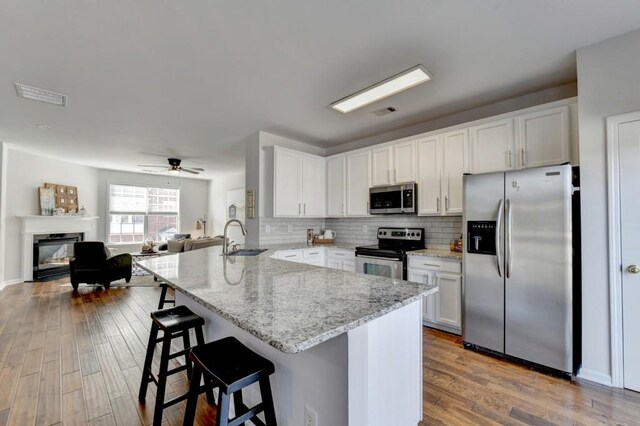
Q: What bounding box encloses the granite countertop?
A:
[137,244,436,354]
[259,241,360,252]
[407,248,463,261]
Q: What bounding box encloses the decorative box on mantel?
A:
[18,215,99,282]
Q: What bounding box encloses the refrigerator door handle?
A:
[505,198,513,278]
[496,198,504,277]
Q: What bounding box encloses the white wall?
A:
[576,27,640,385]
[96,169,209,252]
[1,146,99,284]
[208,170,245,244]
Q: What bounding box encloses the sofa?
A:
[166,236,225,253]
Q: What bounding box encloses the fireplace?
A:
[32,233,84,281]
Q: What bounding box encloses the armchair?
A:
[69,242,132,290]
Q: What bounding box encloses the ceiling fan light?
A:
[168,169,180,176]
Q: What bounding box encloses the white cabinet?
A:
[408,256,462,334]
[327,248,356,273]
[441,130,468,215]
[326,156,346,217]
[274,147,326,218]
[371,146,392,186]
[517,105,570,168]
[393,140,417,183]
[469,119,515,173]
[371,141,417,186]
[417,131,467,216]
[302,156,326,217]
[417,136,441,215]
[345,151,371,216]
[468,106,571,173]
[302,248,325,266]
[276,249,303,262]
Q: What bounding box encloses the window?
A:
[108,184,180,244]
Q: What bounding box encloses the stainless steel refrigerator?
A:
[462,164,576,373]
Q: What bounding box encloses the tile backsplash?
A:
[259,216,462,249]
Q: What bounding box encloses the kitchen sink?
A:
[225,248,268,257]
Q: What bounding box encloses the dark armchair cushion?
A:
[70,242,132,290]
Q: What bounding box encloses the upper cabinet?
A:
[417,130,468,216]
[371,140,417,186]
[469,119,515,174]
[274,147,326,217]
[326,156,346,217]
[517,106,570,168]
[345,151,371,216]
[469,105,571,173]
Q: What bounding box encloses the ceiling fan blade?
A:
[142,169,164,173]
[138,164,167,168]
[187,167,205,172]
[179,168,200,174]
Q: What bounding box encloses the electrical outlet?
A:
[305,405,318,426]
[288,224,293,232]
[265,225,271,233]
[363,225,368,233]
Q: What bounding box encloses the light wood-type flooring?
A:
[0,279,638,425]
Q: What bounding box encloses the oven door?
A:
[355,255,403,280]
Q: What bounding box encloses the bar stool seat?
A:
[139,305,213,426]
[183,336,277,426]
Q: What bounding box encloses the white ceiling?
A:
[1,1,640,179]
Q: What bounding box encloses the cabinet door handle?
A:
[285,254,297,258]
[445,196,449,211]
[367,201,370,213]
[387,170,390,183]
[394,169,397,182]
[304,203,306,215]
[508,150,512,168]
[298,203,301,215]
[521,148,526,167]
[423,263,440,268]
[437,196,440,212]
[308,251,319,255]
[342,203,344,215]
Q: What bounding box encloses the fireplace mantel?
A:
[19,215,99,281]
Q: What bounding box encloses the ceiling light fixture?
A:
[14,83,67,107]
[330,65,432,114]
[168,169,180,176]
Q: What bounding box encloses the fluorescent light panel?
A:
[331,65,431,113]
[14,83,67,107]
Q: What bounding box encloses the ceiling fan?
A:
[138,158,205,175]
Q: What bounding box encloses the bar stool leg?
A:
[194,326,216,405]
[182,330,192,379]
[232,391,245,426]
[138,323,159,401]
[259,377,277,426]
[216,391,231,426]
[153,332,173,426]
[158,284,169,309]
[182,366,202,426]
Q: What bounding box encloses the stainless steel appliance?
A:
[463,164,579,374]
[369,183,416,214]
[356,227,425,280]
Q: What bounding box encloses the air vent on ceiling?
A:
[14,83,67,107]
[372,106,397,117]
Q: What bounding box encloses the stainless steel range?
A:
[355,227,425,280]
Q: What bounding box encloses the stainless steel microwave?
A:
[369,183,417,214]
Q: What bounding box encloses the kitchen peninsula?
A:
[137,245,436,426]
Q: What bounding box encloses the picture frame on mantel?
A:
[38,187,55,216]
[44,183,79,213]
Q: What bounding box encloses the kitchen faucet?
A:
[222,219,246,255]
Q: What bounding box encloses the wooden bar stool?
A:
[138,305,214,426]
[157,282,175,309]
[183,336,277,426]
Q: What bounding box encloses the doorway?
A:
[607,111,640,392]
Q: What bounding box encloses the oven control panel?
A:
[377,227,423,241]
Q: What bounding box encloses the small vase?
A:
[79,206,87,216]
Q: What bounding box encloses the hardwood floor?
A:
[0,279,638,425]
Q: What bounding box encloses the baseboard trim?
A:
[0,278,24,291]
[578,368,613,387]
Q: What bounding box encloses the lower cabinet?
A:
[408,256,462,335]
[272,247,355,272]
